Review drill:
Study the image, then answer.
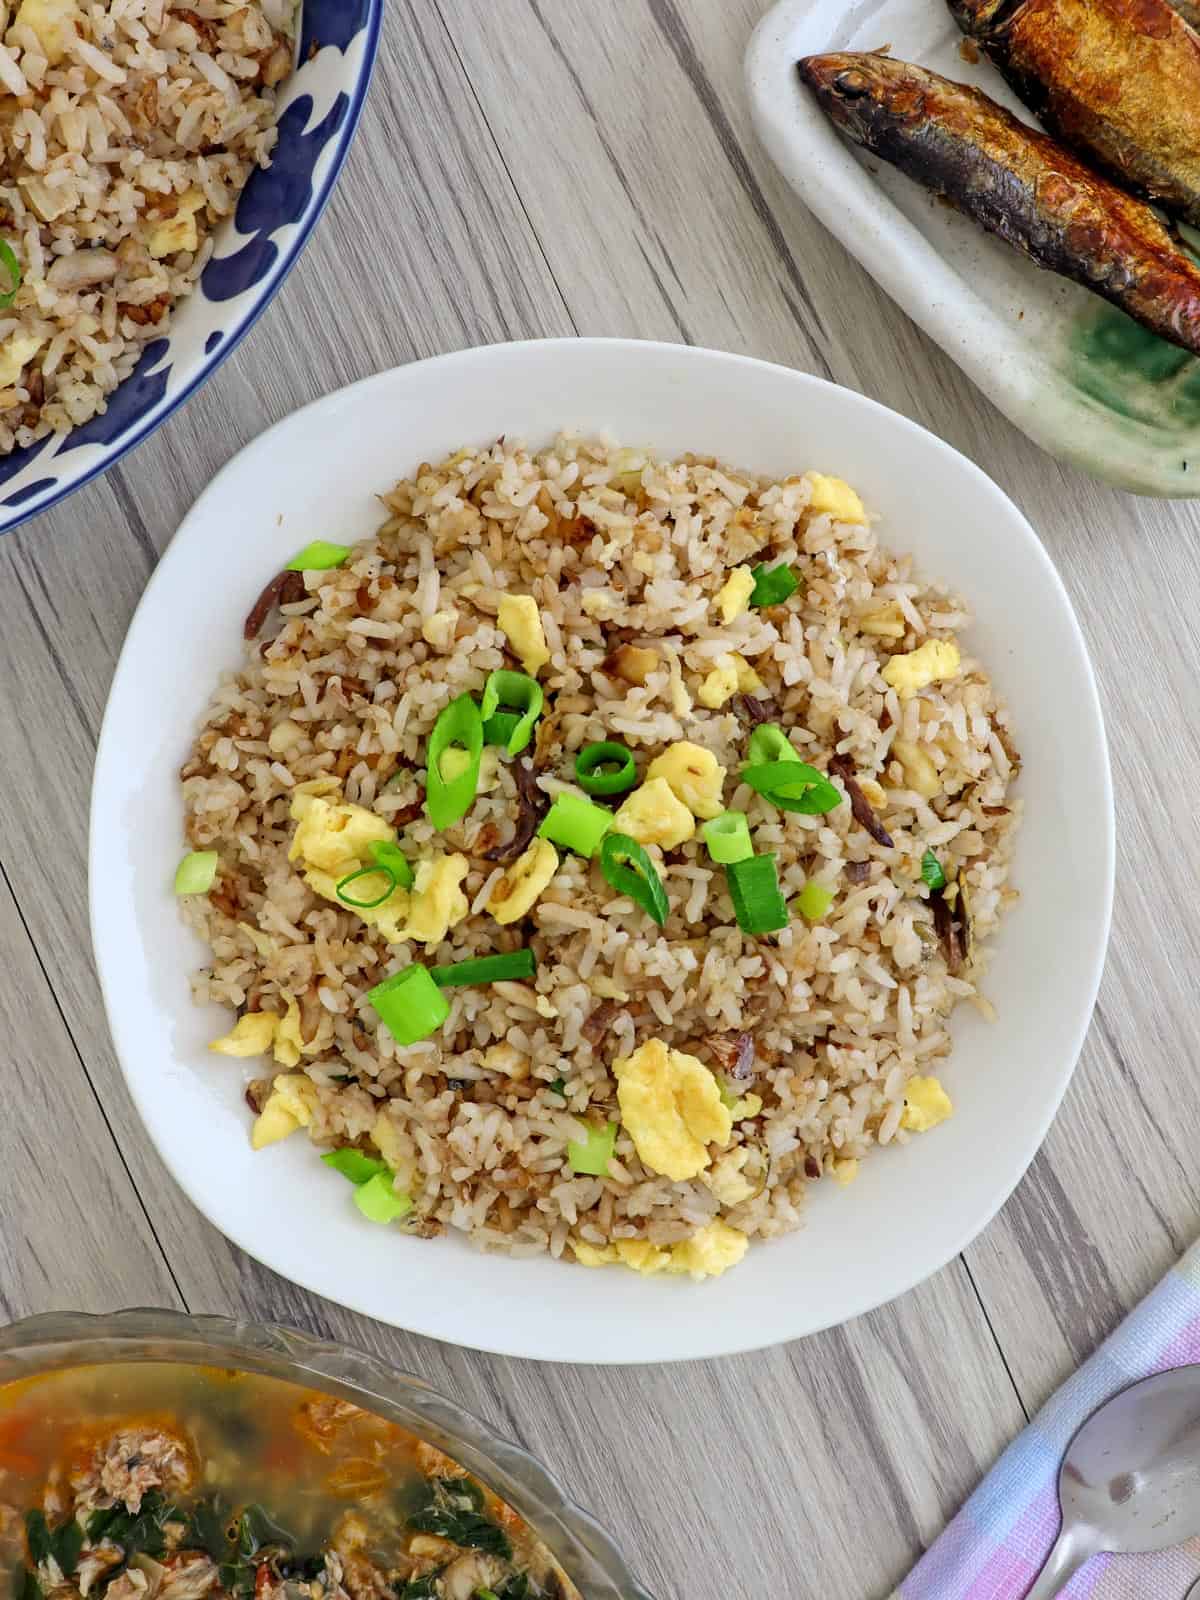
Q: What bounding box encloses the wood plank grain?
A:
[0,869,181,1318]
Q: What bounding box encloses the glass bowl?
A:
[0,1308,655,1600]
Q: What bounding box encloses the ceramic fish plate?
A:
[747,0,1200,496]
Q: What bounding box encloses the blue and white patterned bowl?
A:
[0,0,381,534]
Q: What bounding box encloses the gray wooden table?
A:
[0,2,1194,1596]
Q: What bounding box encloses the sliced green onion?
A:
[921,849,947,891]
[369,838,414,890]
[174,850,218,895]
[547,1077,567,1097]
[747,724,801,767]
[476,1591,501,1600]
[322,1149,389,1185]
[353,1171,413,1224]
[742,760,841,815]
[575,741,637,796]
[702,811,753,865]
[431,949,536,987]
[483,711,522,748]
[567,1121,618,1176]
[425,694,484,829]
[750,562,799,608]
[0,239,21,310]
[335,863,398,910]
[796,880,836,921]
[599,831,670,926]
[726,854,789,935]
[538,792,613,857]
[479,670,543,756]
[286,540,353,571]
[368,965,450,1046]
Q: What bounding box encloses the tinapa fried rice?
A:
[0,0,294,453]
[180,436,1022,1281]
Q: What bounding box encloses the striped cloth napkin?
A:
[894,1244,1200,1600]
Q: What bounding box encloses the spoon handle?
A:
[1021,1528,1094,1600]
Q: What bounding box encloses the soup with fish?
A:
[0,1364,570,1600]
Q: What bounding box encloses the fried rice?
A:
[179,435,1022,1280]
[0,0,294,453]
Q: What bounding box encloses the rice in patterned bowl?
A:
[176,435,1021,1284]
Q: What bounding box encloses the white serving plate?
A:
[90,339,1112,1363]
[746,0,1200,497]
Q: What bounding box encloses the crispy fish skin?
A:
[949,0,1200,225]
[798,52,1200,356]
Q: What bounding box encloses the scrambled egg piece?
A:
[572,1220,748,1280]
[251,1073,318,1150]
[613,1038,732,1181]
[273,996,304,1068]
[891,738,941,800]
[15,0,77,62]
[404,853,470,943]
[487,837,558,924]
[612,776,695,849]
[421,609,457,650]
[697,653,739,709]
[901,1075,953,1132]
[645,742,727,820]
[882,639,961,700]
[715,566,755,623]
[497,594,550,676]
[371,1110,417,1190]
[0,334,43,390]
[806,472,866,524]
[732,654,763,693]
[209,1012,279,1058]
[145,189,206,259]
[705,1147,755,1206]
[670,1220,749,1280]
[289,787,411,942]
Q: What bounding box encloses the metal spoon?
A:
[1024,1365,1200,1599]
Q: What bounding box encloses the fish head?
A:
[798,53,931,141]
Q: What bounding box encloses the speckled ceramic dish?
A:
[0,0,380,535]
[747,0,1200,497]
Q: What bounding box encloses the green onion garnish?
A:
[479,670,544,756]
[702,811,753,865]
[750,562,799,608]
[353,1171,413,1224]
[322,1149,389,1185]
[575,741,637,796]
[425,694,484,828]
[173,849,218,895]
[335,863,399,909]
[538,792,613,857]
[286,540,353,571]
[599,831,670,926]
[567,1121,618,1176]
[368,965,450,1046]
[921,849,947,891]
[430,949,536,987]
[0,239,21,310]
[483,711,522,747]
[747,723,801,767]
[726,854,789,935]
[547,1077,567,1097]
[369,838,414,889]
[742,760,841,815]
[475,1590,501,1600]
[796,880,836,921]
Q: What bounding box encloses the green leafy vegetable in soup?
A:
[0,1364,573,1600]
